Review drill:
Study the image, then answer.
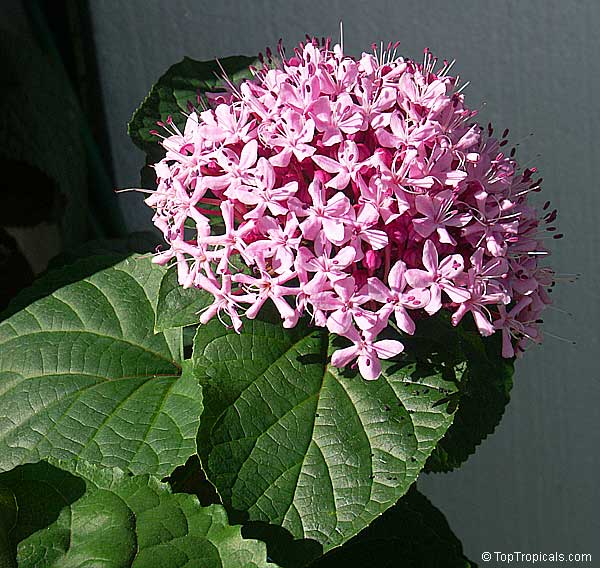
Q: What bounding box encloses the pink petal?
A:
[327,172,351,190]
[439,254,464,280]
[325,192,350,216]
[401,288,431,310]
[354,309,378,330]
[358,352,382,380]
[421,240,439,274]
[239,139,258,170]
[415,195,435,218]
[436,227,456,245]
[375,128,400,148]
[501,329,515,358]
[269,147,293,167]
[404,269,433,289]
[387,261,407,292]
[367,277,391,303]
[473,309,495,336]
[394,308,416,335]
[333,246,356,268]
[442,283,471,303]
[300,216,322,240]
[321,128,343,146]
[272,296,296,320]
[312,154,342,173]
[356,203,379,226]
[327,309,352,334]
[331,345,359,368]
[322,217,346,243]
[413,218,437,238]
[374,339,405,359]
[362,229,388,250]
[425,283,442,315]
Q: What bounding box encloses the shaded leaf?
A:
[155,266,212,332]
[128,55,258,157]
[0,459,277,567]
[0,483,17,568]
[0,255,202,477]
[422,317,514,473]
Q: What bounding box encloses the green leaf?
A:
[310,486,476,568]
[422,318,514,473]
[0,255,203,478]
[155,266,212,332]
[193,314,459,564]
[0,460,277,567]
[128,55,258,157]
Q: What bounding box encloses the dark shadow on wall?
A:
[0,0,128,310]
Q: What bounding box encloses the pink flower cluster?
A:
[146,38,557,380]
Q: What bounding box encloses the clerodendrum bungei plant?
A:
[0,36,558,567]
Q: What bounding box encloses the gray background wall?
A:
[90,0,599,561]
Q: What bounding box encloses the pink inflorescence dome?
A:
[146,37,557,380]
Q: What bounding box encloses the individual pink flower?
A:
[312,140,363,190]
[199,103,256,145]
[298,240,356,294]
[357,174,402,224]
[494,296,537,358]
[227,157,298,218]
[262,109,316,167]
[310,277,376,334]
[196,201,249,273]
[451,249,510,336]
[245,214,301,273]
[368,260,430,335]
[206,139,259,192]
[413,190,472,245]
[343,203,389,260]
[331,324,404,380]
[404,240,470,315]
[289,178,351,244]
[196,274,244,332]
[308,94,364,146]
[233,257,298,320]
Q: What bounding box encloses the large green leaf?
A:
[193,314,460,564]
[155,266,212,332]
[421,318,514,473]
[128,55,258,157]
[0,459,277,567]
[310,486,476,568]
[0,255,202,477]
